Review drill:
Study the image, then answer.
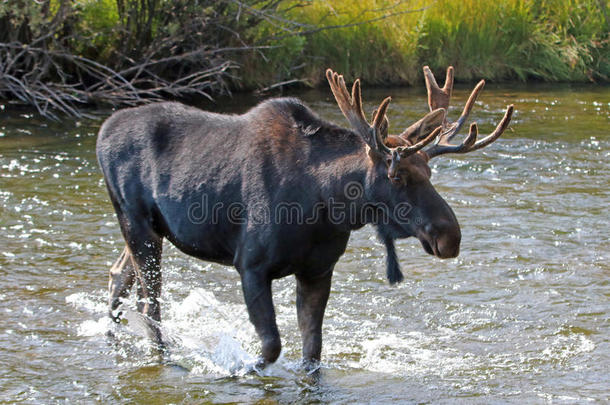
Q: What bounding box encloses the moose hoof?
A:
[301,358,321,374]
[261,336,282,365]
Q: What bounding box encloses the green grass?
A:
[240,0,609,86]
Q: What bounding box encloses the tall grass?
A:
[241,0,609,86]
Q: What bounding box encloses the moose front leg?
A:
[296,270,333,370]
[240,271,282,366]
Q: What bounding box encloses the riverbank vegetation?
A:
[1,0,608,118]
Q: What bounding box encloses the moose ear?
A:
[400,108,445,143]
[290,100,321,137]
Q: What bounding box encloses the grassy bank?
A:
[242,0,609,87]
[1,0,608,117]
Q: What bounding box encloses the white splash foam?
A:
[211,333,256,374]
[66,292,106,314]
[161,288,258,374]
[77,317,112,337]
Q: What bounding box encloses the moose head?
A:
[326,67,514,283]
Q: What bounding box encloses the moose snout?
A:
[417,221,461,259]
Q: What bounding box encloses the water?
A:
[0,83,608,403]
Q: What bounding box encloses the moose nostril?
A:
[437,235,460,258]
[436,223,461,258]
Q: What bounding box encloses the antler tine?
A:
[371,107,390,140]
[351,76,364,119]
[399,107,446,142]
[423,66,454,112]
[442,79,485,143]
[398,126,442,157]
[367,97,392,152]
[326,68,391,156]
[397,108,444,157]
[442,65,454,93]
[466,104,514,152]
[426,104,514,158]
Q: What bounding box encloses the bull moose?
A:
[96,66,513,369]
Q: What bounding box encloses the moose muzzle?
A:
[417,220,461,259]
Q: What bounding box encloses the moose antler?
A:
[418,66,514,158]
[326,69,392,155]
[325,69,444,160]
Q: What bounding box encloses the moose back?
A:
[96,66,513,368]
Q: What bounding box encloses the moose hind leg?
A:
[129,235,163,323]
[108,246,136,322]
[106,185,164,347]
[117,218,164,346]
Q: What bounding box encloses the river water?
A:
[0,83,608,403]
